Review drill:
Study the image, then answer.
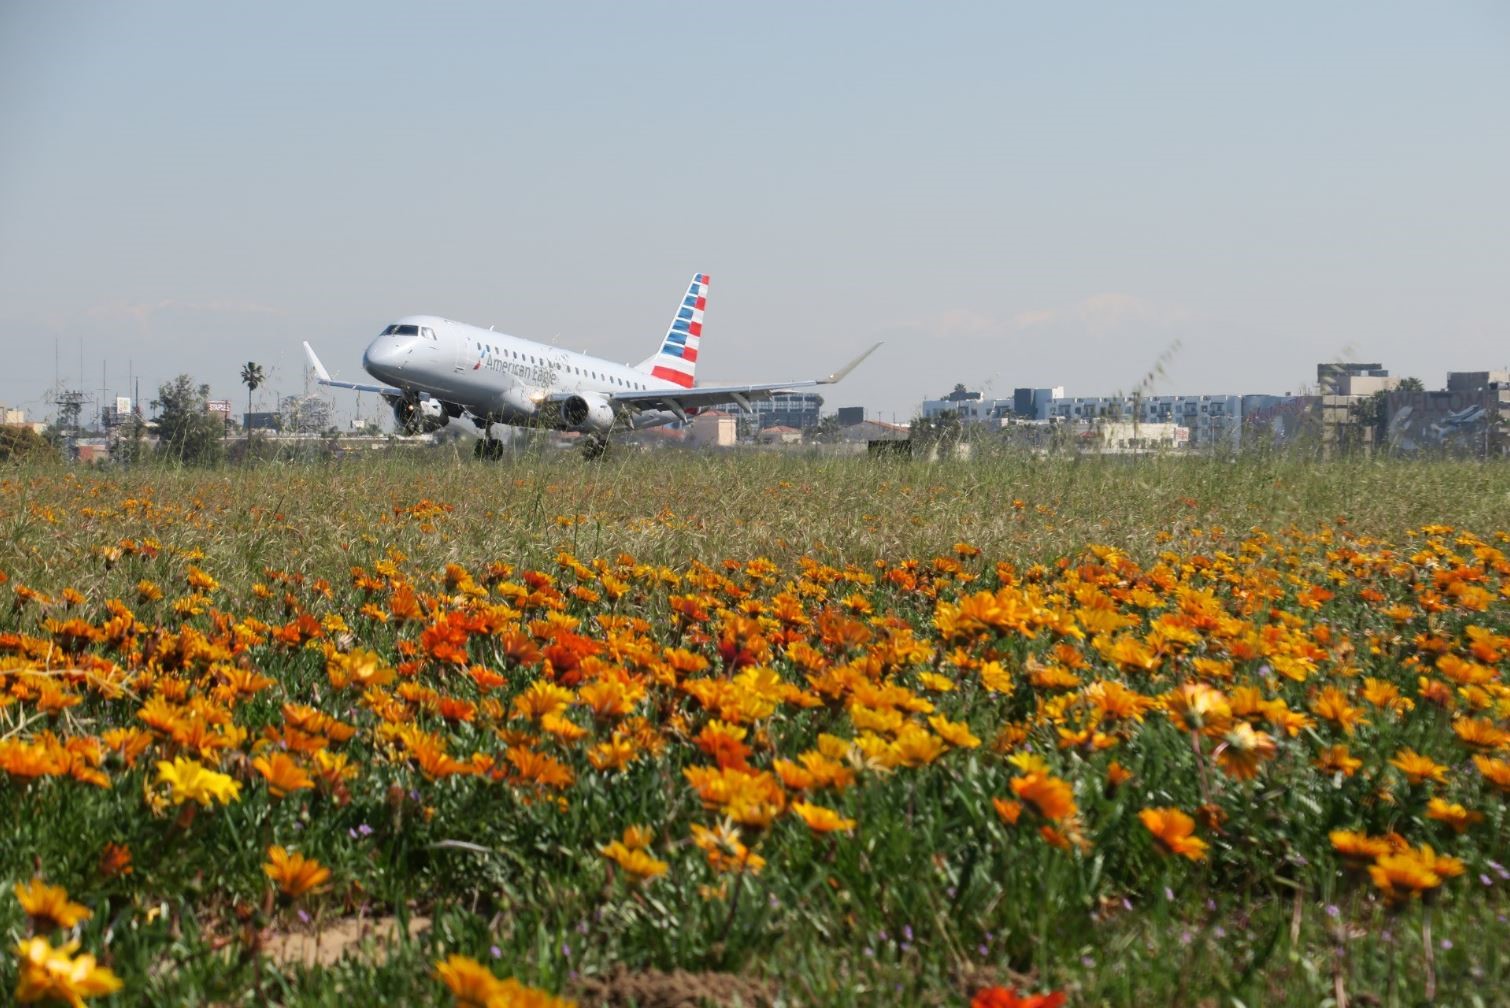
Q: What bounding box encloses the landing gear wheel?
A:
[581,436,608,461]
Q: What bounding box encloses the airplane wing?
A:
[599,342,882,417]
[303,342,403,397]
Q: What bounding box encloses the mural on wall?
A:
[1387,392,1506,455]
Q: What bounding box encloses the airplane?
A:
[303,273,880,459]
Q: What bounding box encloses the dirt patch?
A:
[570,964,778,1008]
[262,914,431,968]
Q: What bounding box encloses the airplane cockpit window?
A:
[383,324,421,337]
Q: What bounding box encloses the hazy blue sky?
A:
[2,2,1507,425]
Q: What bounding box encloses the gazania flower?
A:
[1425,797,1483,834]
[1139,807,1208,861]
[600,840,667,882]
[1213,722,1277,780]
[1329,829,1395,866]
[1313,745,1362,777]
[263,846,332,899]
[14,936,123,1005]
[1010,772,1077,822]
[154,756,241,807]
[252,752,315,798]
[1389,748,1449,787]
[13,879,91,931]
[1166,683,1231,733]
[791,801,857,833]
[1473,755,1510,792]
[432,954,578,1008]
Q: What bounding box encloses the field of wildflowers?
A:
[0,452,1506,1006]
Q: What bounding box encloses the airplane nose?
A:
[363,336,406,375]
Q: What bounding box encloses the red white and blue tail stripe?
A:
[636,273,707,388]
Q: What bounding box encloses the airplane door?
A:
[453,331,471,372]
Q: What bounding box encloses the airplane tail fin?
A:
[635,273,707,388]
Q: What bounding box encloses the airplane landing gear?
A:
[474,437,506,461]
[581,435,609,461]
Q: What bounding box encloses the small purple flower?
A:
[1122,897,1133,911]
[297,908,310,924]
[1326,904,1340,918]
[903,924,914,943]
[1165,886,1175,902]
[1179,930,1193,945]
[1205,898,1216,911]
[1081,955,1095,968]
[977,944,989,957]
[562,943,572,959]
[1213,926,1226,939]
[357,822,374,837]
[1482,874,1494,887]
[490,945,502,959]
[864,947,876,958]
[1440,939,1453,950]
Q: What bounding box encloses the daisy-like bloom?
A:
[1452,717,1510,750]
[790,801,857,833]
[263,846,332,899]
[1165,683,1231,733]
[326,647,395,689]
[1010,772,1077,822]
[1310,686,1367,735]
[1138,807,1208,861]
[433,954,579,1008]
[154,756,241,807]
[1329,829,1395,867]
[13,879,91,931]
[600,841,668,882]
[251,752,315,798]
[992,797,1023,826]
[14,936,123,1005]
[690,822,765,875]
[1313,745,1362,777]
[1213,722,1277,781]
[1425,797,1484,834]
[1473,755,1510,793]
[1389,748,1449,787]
[1368,845,1462,904]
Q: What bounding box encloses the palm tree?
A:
[240,362,265,430]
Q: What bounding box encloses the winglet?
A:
[302,341,333,383]
[819,342,882,385]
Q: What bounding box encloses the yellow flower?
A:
[433,954,579,1008]
[1010,772,1077,822]
[14,936,123,1005]
[1313,745,1362,777]
[1139,807,1208,861]
[1213,723,1277,781]
[1389,748,1449,787]
[252,752,315,798]
[263,846,332,899]
[1473,754,1510,792]
[600,841,668,882]
[154,756,241,807]
[13,879,91,931]
[1425,797,1483,834]
[790,801,857,833]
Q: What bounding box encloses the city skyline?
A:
[3,3,1507,425]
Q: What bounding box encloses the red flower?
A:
[972,987,1068,1008]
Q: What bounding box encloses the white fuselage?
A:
[362,315,679,431]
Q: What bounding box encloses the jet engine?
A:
[560,393,615,433]
[391,396,448,435]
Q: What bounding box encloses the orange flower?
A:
[971,986,1067,1008]
[1390,748,1449,786]
[1139,807,1208,861]
[1425,797,1483,834]
[263,846,331,899]
[1473,754,1510,792]
[252,752,315,798]
[1010,772,1077,822]
[600,840,667,882]
[1313,745,1362,777]
[1213,722,1277,780]
[790,801,857,833]
[14,936,123,1005]
[13,879,91,931]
